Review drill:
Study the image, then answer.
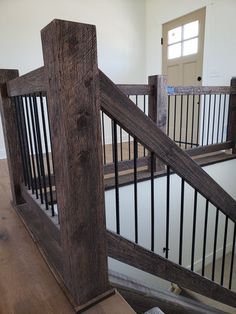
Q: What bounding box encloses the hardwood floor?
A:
[0,159,75,314]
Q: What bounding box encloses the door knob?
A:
[197,76,202,81]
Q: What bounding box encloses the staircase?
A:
[0,19,236,313]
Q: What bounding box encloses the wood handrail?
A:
[99,70,236,223]
[117,84,153,96]
[107,230,236,308]
[7,67,46,96]
[168,85,236,95]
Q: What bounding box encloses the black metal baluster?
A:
[179,178,185,265]
[216,94,222,143]
[202,200,209,276]
[212,208,219,281]
[120,126,123,161]
[45,96,55,217]
[211,95,216,144]
[191,189,198,271]
[173,96,177,142]
[191,95,195,148]
[143,95,146,156]
[14,97,28,186]
[185,95,189,149]
[229,223,236,290]
[33,94,48,210]
[201,95,206,146]
[24,96,38,197]
[134,138,138,243]
[113,121,120,234]
[111,119,115,163]
[196,95,201,146]
[207,95,212,145]
[101,111,106,164]
[21,96,34,191]
[18,96,32,190]
[128,95,131,160]
[221,94,227,142]
[167,95,170,137]
[151,152,155,252]
[179,95,183,148]
[42,95,55,216]
[29,95,43,203]
[165,166,170,259]
[221,215,229,286]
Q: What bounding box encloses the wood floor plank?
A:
[0,159,75,314]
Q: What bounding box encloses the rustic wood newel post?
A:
[148,75,167,170]
[227,77,236,153]
[41,19,109,305]
[0,70,25,205]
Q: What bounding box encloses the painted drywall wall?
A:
[106,158,236,290]
[0,0,146,159]
[145,0,236,86]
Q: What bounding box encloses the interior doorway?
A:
[162,7,206,85]
[162,8,206,148]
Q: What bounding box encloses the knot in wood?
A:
[84,76,93,88]
[77,112,89,131]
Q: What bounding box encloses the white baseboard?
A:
[188,242,233,272]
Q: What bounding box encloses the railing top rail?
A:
[167,85,236,95]
[99,69,236,223]
[7,66,46,97]
[117,84,153,96]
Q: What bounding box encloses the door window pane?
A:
[168,43,181,59]
[183,38,198,56]
[183,21,199,40]
[168,27,182,44]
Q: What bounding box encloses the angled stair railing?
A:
[1,19,236,312]
[99,70,236,309]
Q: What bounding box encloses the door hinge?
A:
[161,37,163,45]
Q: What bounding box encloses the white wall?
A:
[0,0,146,159]
[106,159,236,290]
[145,0,236,85]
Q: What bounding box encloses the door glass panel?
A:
[168,43,181,59]
[183,21,199,40]
[168,27,182,44]
[183,38,198,56]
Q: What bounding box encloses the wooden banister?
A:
[167,85,236,95]
[117,84,152,96]
[107,231,236,308]
[99,70,236,223]
[0,69,25,205]
[7,67,46,96]
[41,19,109,305]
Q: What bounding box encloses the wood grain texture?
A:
[7,67,46,96]
[99,70,236,222]
[103,156,149,175]
[186,141,233,157]
[107,230,236,308]
[41,19,109,305]
[117,84,153,96]
[148,75,167,133]
[168,85,236,95]
[0,69,25,205]
[148,75,167,171]
[227,77,236,153]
